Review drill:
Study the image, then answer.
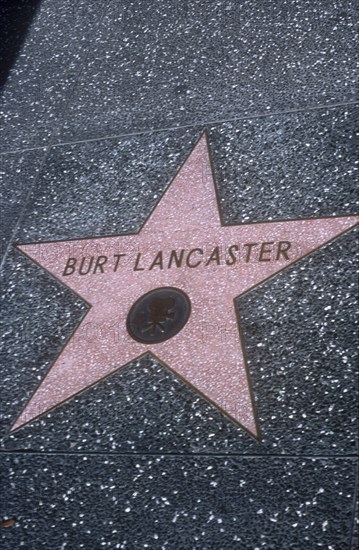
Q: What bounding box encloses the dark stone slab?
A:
[209,105,359,223]
[0,0,103,153]
[16,129,198,242]
[0,108,357,453]
[351,495,358,550]
[0,248,87,438]
[239,229,358,456]
[0,455,356,549]
[15,105,359,244]
[57,0,358,143]
[0,148,45,262]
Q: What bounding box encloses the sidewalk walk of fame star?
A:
[13,132,358,439]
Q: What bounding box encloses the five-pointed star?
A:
[13,133,358,438]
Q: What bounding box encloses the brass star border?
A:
[12,132,358,440]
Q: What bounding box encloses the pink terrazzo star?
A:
[14,133,358,438]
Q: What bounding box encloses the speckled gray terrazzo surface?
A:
[9,105,359,245]
[0,0,358,548]
[0,0,104,153]
[0,456,357,550]
[58,0,358,143]
[0,149,46,262]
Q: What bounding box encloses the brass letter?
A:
[276,241,292,260]
[113,254,126,272]
[186,248,203,268]
[168,249,185,269]
[243,243,258,263]
[93,255,108,273]
[225,244,239,266]
[259,242,274,262]
[205,246,221,266]
[79,257,94,275]
[63,257,76,276]
[149,251,163,270]
[134,253,145,271]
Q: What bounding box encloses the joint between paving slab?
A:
[0,100,358,156]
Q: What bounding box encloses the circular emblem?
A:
[126,287,191,344]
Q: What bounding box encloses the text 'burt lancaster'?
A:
[62,241,295,276]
